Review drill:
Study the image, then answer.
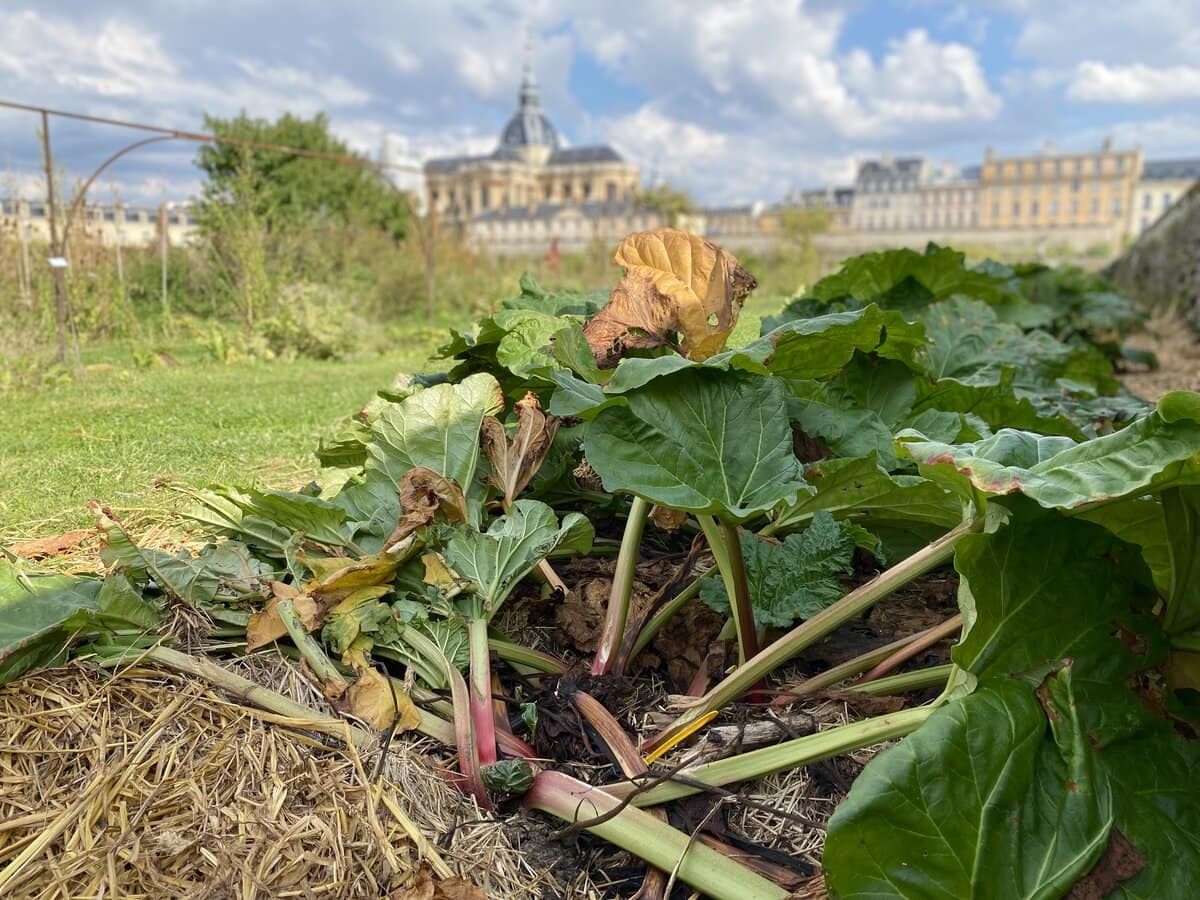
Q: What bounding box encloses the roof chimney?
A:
[1101,136,1114,153]
[984,146,995,162]
[1042,140,1056,155]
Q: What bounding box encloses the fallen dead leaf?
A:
[584,228,756,368]
[246,583,323,651]
[336,668,421,733]
[9,529,94,560]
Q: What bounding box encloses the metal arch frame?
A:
[60,134,178,250]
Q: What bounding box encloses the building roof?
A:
[548,145,623,165]
[857,156,925,179]
[472,199,641,224]
[1143,158,1200,181]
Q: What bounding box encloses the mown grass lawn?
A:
[0,341,438,539]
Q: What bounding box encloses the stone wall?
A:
[1107,183,1200,328]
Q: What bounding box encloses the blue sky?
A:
[0,1,1196,205]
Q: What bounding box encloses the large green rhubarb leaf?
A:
[824,674,1112,900]
[443,499,593,618]
[583,368,809,520]
[902,391,1200,510]
[773,454,962,533]
[0,563,162,685]
[826,511,1200,896]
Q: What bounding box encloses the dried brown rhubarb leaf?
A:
[384,466,469,548]
[584,228,756,368]
[482,392,560,505]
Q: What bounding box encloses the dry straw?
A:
[0,659,541,899]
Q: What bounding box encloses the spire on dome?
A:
[498,29,559,152]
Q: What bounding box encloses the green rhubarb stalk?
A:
[697,515,759,665]
[592,496,651,676]
[91,644,374,750]
[782,630,923,696]
[851,664,953,696]
[644,518,977,755]
[398,626,489,808]
[524,770,787,900]
[468,616,499,766]
[276,598,348,696]
[488,635,568,674]
[853,613,962,685]
[620,705,934,807]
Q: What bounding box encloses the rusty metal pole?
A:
[39,109,70,365]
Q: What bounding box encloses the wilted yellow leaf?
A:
[303,552,403,607]
[584,228,757,367]
[421,552,456,587]
[337,668,421,733]
[246,582,322,651]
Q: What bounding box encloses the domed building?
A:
[424,48,642,251]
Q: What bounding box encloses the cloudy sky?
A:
[0,1,1197,206]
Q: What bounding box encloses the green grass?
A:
[0,342,438,539]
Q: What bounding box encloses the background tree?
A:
[194,112,409,240]
[634,183,695,227]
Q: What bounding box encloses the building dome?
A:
[497,47,559,151]
[500,108,558,150]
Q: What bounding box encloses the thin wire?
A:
[0,98,425,175]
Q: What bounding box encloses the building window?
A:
[1111,197,1122,214]
[1163,192,1173,210]
[1030,200,1039,216]
[1071,179,1081,192]
[480,186,490,208]
[544,185,552,200]
[1143,193,1152,210]
[1142,217,1150,229]
[971,211,978,226]
[1070,199,1079,215]
[606,183,617,203]
[1116,157,1125,171]
[1090,197,1099,215]
[992,202,1000,218]
[1050,200,1059,215]
[1012,201,1021,217]
[582,182,592,199]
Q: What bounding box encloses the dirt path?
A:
[1122,317,1200,400]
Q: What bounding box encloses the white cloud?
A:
[1067,62,1200,104]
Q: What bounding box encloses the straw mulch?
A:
[0,662,524,899]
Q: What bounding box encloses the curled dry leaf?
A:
[649,505,688,531]
[9,528,94,560]
[384,466,470,547]
[336,667,421,733]
[482,392,560,506]
[246,582,322,651]
[583,228,757,368]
